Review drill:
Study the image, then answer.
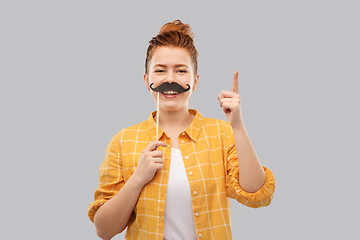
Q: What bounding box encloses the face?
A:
[144,47,199,112]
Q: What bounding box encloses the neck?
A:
[156,107,193,132]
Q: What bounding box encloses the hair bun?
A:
[159,20,194,39]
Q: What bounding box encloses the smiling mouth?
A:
[162,90,180,95]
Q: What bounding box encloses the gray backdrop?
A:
[1,0,359,239]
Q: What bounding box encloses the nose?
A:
[165,70,176,83]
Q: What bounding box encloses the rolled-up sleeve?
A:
[223,125,275,208]
[88,133,125,223]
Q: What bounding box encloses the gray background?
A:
[1,0,359,239]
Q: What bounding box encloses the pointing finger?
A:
[232,71,239,94]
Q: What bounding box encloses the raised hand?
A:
[217,71,244,130]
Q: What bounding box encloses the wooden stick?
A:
[156,92,159,140]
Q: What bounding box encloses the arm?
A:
[90,140,167,240]
[94,174,144,240]
[218,71,269,193]
[223,121,275,208]
[233,126,265,192]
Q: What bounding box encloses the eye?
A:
[177,69,187,73]
[155,69,164,73]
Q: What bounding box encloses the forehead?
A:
[149,47,192,68]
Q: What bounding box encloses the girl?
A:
[89,20,275,240]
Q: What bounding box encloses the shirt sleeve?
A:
[223,123,276,208]
[88,132,136,225]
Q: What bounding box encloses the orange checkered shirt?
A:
[88,109,275,239]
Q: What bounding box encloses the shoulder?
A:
[191,109,233,134]
[202,116,233,134]
[111,119,149,143]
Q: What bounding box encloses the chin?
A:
[160,103,187,111]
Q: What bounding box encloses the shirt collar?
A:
[146,109,204,142]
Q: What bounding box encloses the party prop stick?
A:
[156,92,159,140]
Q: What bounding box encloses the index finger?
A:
[232,71,239,94]
[147,141,168,151]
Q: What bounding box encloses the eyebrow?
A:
[153,64,189,68]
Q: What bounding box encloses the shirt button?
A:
[193,191,197,195]
[198,233,203,238]
[188,171,193,176]
[184,156,189,160]
[194,212,199,217]
[181,140,185,144]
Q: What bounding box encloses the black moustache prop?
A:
[150,82,191,93]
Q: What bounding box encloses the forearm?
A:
[233,126,265,193]
[94,174,144,240]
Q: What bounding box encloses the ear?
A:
[192,73,199,92]
[144,73,150,91]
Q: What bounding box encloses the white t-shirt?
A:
[163,148,197,240]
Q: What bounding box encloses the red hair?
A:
[145,20,198,75]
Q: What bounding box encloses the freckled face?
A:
[144,47,198,111]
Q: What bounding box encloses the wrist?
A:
[129,173,146,189]
[232,123,246,134]
[230,113,245,132]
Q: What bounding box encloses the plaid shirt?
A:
[89,109,275,240]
